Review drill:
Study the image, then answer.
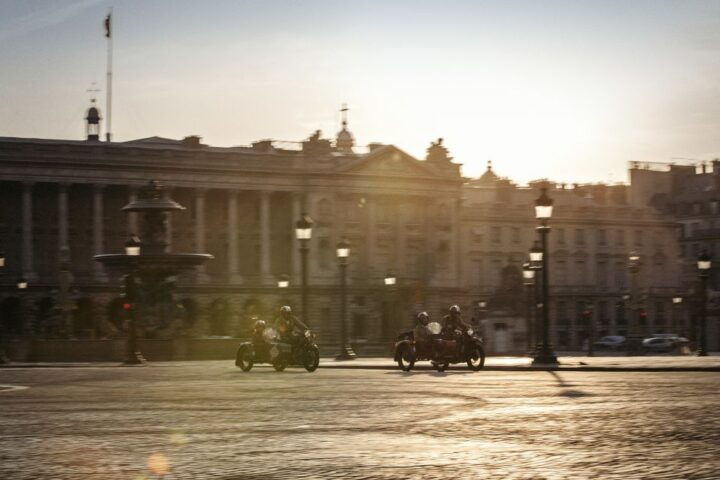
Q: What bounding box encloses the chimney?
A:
[182,135,203,148]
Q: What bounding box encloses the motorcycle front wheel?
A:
[303,345,320,372]
[273,359,287,372]
[466,344,486,371]
[235,346,254,372]
[397,344,415,371]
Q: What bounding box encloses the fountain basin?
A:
[94,253,214,277]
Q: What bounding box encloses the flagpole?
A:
[105,8,113,142]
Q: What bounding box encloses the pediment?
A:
[340,145,439,178]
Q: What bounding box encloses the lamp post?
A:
[0,252,8,364]
[16,277,28,338]
[335,238,355,360]
[627,251,642,355]
[277,274,290,289]
[384,272,397,337]
[532,187,558,365]
[522,262,536,352]
[123,272,145,365]
[697,252,711,356]
[672,296,683,336]
[295,214,313,323]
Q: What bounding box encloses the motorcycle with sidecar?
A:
[394,321,485,372]
[235,320,320,372]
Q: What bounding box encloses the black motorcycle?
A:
[235,322,320,372]
[394,321,485,372]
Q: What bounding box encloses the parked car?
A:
[642,335,690,354]
[593,335,626,351]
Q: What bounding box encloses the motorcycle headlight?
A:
[467,328,474,336]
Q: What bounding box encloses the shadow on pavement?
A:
[548,371,592,398]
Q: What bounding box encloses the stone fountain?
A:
[94,180,213,364]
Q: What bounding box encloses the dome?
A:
[474,161,499,186]
[336,127,354,153]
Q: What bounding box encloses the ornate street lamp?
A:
[626,251,643,355]
[697,252,711,356]
[532,186,557,365]
[672,296,684,337]
[125,234,141,256]
[16,277,28,290]
[335,238,355,360]
[523,262,536,352]
[295,214,313,323]
[0,255,7,364]
[277,274,290,289]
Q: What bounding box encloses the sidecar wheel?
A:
[235,346,254,372]
[466,345,486,371]
[435,362,449,372]
[273,360,287,372]
[397,344,415,372]
[303,345,320,372]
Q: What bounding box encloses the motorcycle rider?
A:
[413,311,435,356]
[442,305,472,351]
[274,306,309,348]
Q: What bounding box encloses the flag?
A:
[104,14,111,38]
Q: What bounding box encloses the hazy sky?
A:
[2,0,720,184]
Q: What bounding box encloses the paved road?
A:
[1,362,719,479]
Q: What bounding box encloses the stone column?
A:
[163,187,174,252]
[194,188,209,283]
[127,186,138,234]
[92,184,107,281]
[259,190,272,285]
[227,190,242,283]
[58,183,69,251]
[394,198,405,275]
[21,182,36,280]
[291,192,303,284]
[450,197,461,284]
[366,197,376,279]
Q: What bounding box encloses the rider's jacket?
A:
[275,315,308,338]
[442,314,471,334]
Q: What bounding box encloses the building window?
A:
[711,200,719,215]
[634,230,643,246]
[471,227,483,244]
[576,260,587,285]
[352,313,366,339]
[491,226,501,244]
[615,262,626,290]
[557,302,569,327]
[512,227,520,244]
[597,261,608,288]
[556,228,566,245]
[597,229,607,246]
[616,229,625,246]
[318,238,331,270]
[555,260,568,285]
[575,228,585,246]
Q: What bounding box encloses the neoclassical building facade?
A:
[0,113,466,352]
[0,107,700,354]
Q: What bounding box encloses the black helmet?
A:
[449,305,461,314]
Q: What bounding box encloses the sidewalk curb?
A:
[2,362,719,372]
[318,364,720,372]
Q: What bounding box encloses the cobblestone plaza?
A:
[2,362,720,479]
